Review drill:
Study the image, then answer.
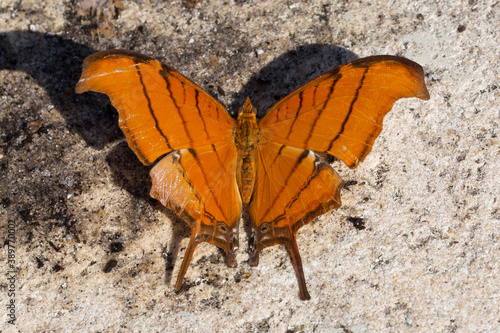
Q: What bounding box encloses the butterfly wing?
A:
[150,142,241,290]
[248,142,343,300]
[259,56,430,168]
[76,49,235,165]
[76,50,240,290]
[252,56,429,299]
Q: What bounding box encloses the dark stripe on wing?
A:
[326,67,369,151]
[211,144,225,170]
[186,147,228,222]
[269,144,286,170]
[260,148,310,221]
[160,68,195,144]
[303,75,341,147]
[174,150,202,204]
[284,91,304,140]
[195,89,210,140]
[135,62,173,154]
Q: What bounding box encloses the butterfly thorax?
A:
[235,98,260,203]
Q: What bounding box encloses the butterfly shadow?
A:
[0,31,158,272]
[0,30,126,149]
[229,44,358,117]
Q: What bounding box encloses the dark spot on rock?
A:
[48,240,60,252]
[110,242,124,253]
[103,259,118,273]
[52,264,64,272]
[344,180,358,190]
[2,198,11,208]
[36,257,44,268]
[347,217,366,230]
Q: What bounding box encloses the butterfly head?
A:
[239,97,257,115]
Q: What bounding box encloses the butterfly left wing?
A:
[150,142,241,290]
[248,142,343,300]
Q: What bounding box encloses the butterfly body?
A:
[234,98,260,204]
[76,50,429,300]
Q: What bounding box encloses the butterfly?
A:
[76,50,429,300]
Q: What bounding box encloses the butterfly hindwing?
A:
[150,142,241,289]
[248,142,343,300]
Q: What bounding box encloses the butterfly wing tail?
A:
[286,236,311,301]
[174,223,238,292]
[175,234,200,292]
[248,223,310,300]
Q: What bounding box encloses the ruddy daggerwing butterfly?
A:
[76,50,429,300]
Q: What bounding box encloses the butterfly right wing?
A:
[251,56,429,300]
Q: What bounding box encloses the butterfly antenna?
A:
[175,234,200,292]
[286,237,311,301]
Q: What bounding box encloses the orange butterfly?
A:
[76,50,429,300]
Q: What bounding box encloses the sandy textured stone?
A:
[0,0,498,332]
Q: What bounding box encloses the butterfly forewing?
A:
[76,50,235,165]
[259,56,430,168]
